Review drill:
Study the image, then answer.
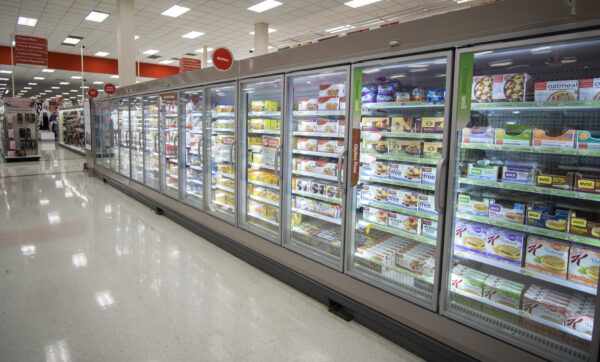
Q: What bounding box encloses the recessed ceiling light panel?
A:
[85,11,109,22]
[143,49,159,55]
[248,0,282,13]
[95,51,109,57]
[161,5,190,18]
[344,0,381,8]
[17,16,38,26]
[182,31,204,39]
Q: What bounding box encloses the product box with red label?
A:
[318,97,340,111]
[298,99,318,111]
[492,73,533,102]
[576,130,600,150]
[568,245,600,287]
[534,80,579,102]
[574,173,600,194]
[532,129,575,149]
[317,139,344,154]
[565,294,595,338]
[525,235,570,278]
[462,127,495,144]
[319,84,345,98]
[579,78,600,101]
[316,120,338,133]
[296,138,318,151]
[363,206,388,226]
[388,212,421,235]
[340,96,346,110]
[298,119,317,132]
[472,76,493,103]
[522,285,571,326]
[315,160,338,176]
[295,158,316,173]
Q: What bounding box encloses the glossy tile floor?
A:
[0,146,423,362]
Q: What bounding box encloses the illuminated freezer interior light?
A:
[362,68,381,74]
[474,50,493,56]
[530,46,551,54]
[489,60,513,67]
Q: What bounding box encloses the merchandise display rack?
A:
[1,100,40,161]
[58,107,85,155]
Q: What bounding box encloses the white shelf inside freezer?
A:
[360,176,435,191]
[362,131,444,140]
[357,221,436,246]
[248,194,279,207]
[292,191,342,205]
[293,132,344,138]
[189,165,202,171]
[189,130,203,134]
[188,179,203,186]
[212,128,234,133]
[453,250,597,295]
[248,111,281,117]
[361,152,440,165]
[293,110,345,117]
[362,101,444,109]
[248,130,280,135]
[354,254,434,285]
[213,201,234,210]
[213,185,235,193]
[359,200,438,220]
[291,208,341,225]
[471,100,600,110]
[292,149,341,158]
[248,180,280,190]
[450,288,592,342]
[167,172,178,179]
[292,170,338,181]
[212,112,235,117]
[249,162,275,170]
[247,212,279,226]
[460,143,600,157]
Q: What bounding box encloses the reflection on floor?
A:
[0,146,423,361]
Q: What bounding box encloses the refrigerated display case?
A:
[180,89,204,209]
[144,96,160,190]
[284,67,349,270]
[100,100,114,170]
[239,76,283,243]
[442,34,600,361]
[131,97,144,183]
[110,100,119,173]
[345,53,451,308]
[207,84,237,224]
[160,93,179,198]
[118,98,130,177]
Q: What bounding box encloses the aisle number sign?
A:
[14,35,48,67]
[213,47,233,71]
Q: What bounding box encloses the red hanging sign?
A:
[104,83,116,94]
[14,35,48,67]
[88,88,99,98]
[212,47,233,71]
[179,57,202,73]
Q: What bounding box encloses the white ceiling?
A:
[0,0,484,100]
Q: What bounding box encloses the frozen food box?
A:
[502,161,537,185]
[457,193,490,217]
[534,169,574,190]
[525,235,570,278]
[454,221,488,256]
[340,97,346,111]
[361,162,388,178]
[489,199,525,224]
[451,264,488,297]
[389,140,421,156]
[395,244,435,277]
[297,119,317,132]
[390,117,420,133]
[526,204,569,232]
[485,228,526,266]
[495,127,532,147]
[309,180,328,195]
[388,212,421,234]
[472,76,493,103]
[467,161,500,181]
[338,120,346,134]
[482,275,524,310]
[462,127,495,145]
[578,78,600,101]
[363,139,389,154]
[576,130,600,150]
[298,98,318,111]
[361,185,389,203]
[316,120,338,134]
[315,161,338,176]
[317,139,344,154]
[421,117,444,134]
[492,73,533,102]
[324,184,341,200]
[421,166,436,186]
[534,80,579,102]
[568,210,600,239]
[532,129,576,149]
[361,117,390,132]
[418,193,437,216]
[296,138,318,151]
[318,97,340,111]
[421,218,438,239]
[482,304,519,325]
[389,163,421,183]
[295,159,316,173]
[319,84,345,98]
[574,172,600,194]
[522,285,571,326]
[363,206,388,226]
[387,188,419,210]
[315,201,341,220]
[565,295,595,337]
[568,245,600,287]
[252,185,269,198]
[423,142,442,158]
[267,189,280,203]
[520,318,565,343]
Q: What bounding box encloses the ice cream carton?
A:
[525,235,570,279]
[568,245,600,287]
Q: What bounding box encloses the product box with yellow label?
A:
[568,210,600,239]
[493,73,533,102]
[526,204,569,232]
[361,117,390,132]
[532,129,576,149]
[423,142,442,158]
[576,130,600,150]
[390,116,420,133]
[524,236,570,278]
[574,173,600,194]
[421,117,444,134]
[534,169,574,190]
[568,245,600,287]
[389,140,421,156]
[363,139,389,154]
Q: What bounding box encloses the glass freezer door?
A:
[284,67,349,270]
[346,55,451,308]
[110,100,119,173]
[100,101,112,169]
[143,96,160,191]
[442,35,600,362]
[118,98,130,178]
[131,97,144,183]
[160,92,179,198]
[207,84,237,224]
[180,89,204,209]
[240,77,283,243]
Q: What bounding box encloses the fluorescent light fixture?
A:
[455,0,473,3]
[325,25,354,33]
[134,35,140,40]
[345,0,381,8]
[474,50,493,56]
[17,16,38,26]
[407,64,428,68]
[95,290,116,309]
[85,10,109,22]
[143,49,159,55]
[161,5,190,17]
[0,78,9,81]
[59,82,69,85]
[93,81,104,84]
[195,47,214,53]
[20,244,36,256]
[62,36,82,45]
[248,0,282,13]
[159,60,174,64]
[71,75,82,79]
[23,87,31,89]
[0,70,12,74]
[363,68,380,74]
[11,40,15,46]
[409,68,428,73]
[561,57,577,64]
[81,86,89,89]
[70,90,78,92]
[28,82,37,85]
[489,59,513,67]
[182,31,204,39]
[62,92,69,95]
[42,68,55,72]
[250,28,277,35]
[94,51,109,57]
[111,75,119,78]
[51,86,59,89]
[531,46,551,54]
[34,76,45,80]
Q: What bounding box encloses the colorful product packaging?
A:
[522,285,572,326]
[418,193,437,216]
[467,161,500,181]
[534,80,579,102]
[319,84,345,97]
[388,212,421,234]
[495,127,532,146]
[534,169,574,190]
[390,117,420,133]
[526,204,569,231]
[421,166,436,186]
[389,140,421,155]
[420,117,444,134]
[485,228,526,266]
[297,119,317,132]
[578,78,600,101]
[423,142,442,158]
[361,117,390,132]
[451,264,489,296]
[363,206,388,226]
[361,185,389,203]
[501,161,537,185]
[568,210,600,239]
[532,129,576,149]
[472,76,493,103]
[462,127,495,144]
[421,218,438,239]
[525,235,570,278]
[318,97,340,111]
[492,73,533,102]
[298,99,318,111]
[316,120,338,133]
[575,130,600,150]
[488,199,525,224]
[317,139,344,153]
[454,221,488,256]
[568,245,600,287]
[457,193,490,217]
[296,138,318,151]
[363,139,389,154]
[482,275,524,310]
[361,162,388,178]
[387,188,419,210]
[389,163,421,183]
[574,172,600,194]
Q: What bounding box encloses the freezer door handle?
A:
[229,139,236,167]
[275,144,282,180]
[154,133,158,153]
[337,150,347,195]
[197,140,201,159]
[434,157,447,214]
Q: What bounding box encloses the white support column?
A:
[117,0,136,86]
[253,23,269,56]
[202,45,208,68]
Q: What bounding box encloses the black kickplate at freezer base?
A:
[328,300,354,322]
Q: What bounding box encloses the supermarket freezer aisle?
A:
[0,148,422,362]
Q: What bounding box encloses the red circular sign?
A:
[88,88,99,98]
[212,47,233,71]
[104,83,116,94]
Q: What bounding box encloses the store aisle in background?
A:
[0,147,422,362]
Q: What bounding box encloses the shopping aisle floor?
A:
[0,147,423,362]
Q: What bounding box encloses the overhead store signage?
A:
[14,35,48,67]
[179,57,202,73]
[88,88,98,98]
[213,47,233,71]
[104,83,116,94]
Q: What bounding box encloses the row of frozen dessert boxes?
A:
[361,116,444,134]
[292,177,341,200]
[462,127,599,150]
[297,84,347,111]
[455,220,599,287]
[292,195,342,220]
[362,161,436,185]
[362,82,445,104]
[451,264,594,347]
[359,184,437,216]
[362,139,442,158]
[297,119,346,134]
[362,205,438,239]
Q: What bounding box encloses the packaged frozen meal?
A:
[389,163,421,183]
[451,264,488,297]
[489,199,525,224]
[298,99,318,111]
[501,161,537,185]
[472,76,493,103]
[418,193,437,216]
[318,97,339,111]
[363,139,389,154]
[316,119,338,133]
[522,285,571,326]
[576,130,600,150]
[387,188,418,210]
[361,162,388,178]
[389,140,421,156]
[390,117,420,133]
[482,276,524,310]
[467,160,501,181]
[296,138,318,151]
[319,84,345,97]
[395,244,435,277]
[361,117,390,132]
[388,212,421,234]
[578,78,600,101]
[317,139,344,154]
[568,245,600,287]
[421,117,444,134]
[426,88,445,103]
[421,218,438,239]
[485,228,526,266]
[420,166,436,186]
[526,204,569,231]
[297,119,317,132]
[525,235,570,278]
[532,129,575,149]
[423,142,442,158]
[534,169,574,190]
[315,161,338,176]
[361,185,389,203]
[295,159,316,173]
[363,206,388,226]
[495,127,532,146]
[534,80,579,102]
[574,172,600,194]
[565,295,595,337]
[457,193,489,217]
[454,221,488,256]
[492,73,533,102]
[568,210,600,239]
[462,127,495,145]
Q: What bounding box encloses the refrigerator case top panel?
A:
[443,35,600,362]
[180,88,204,209]
[240,76,284,243]
[284,67,350,271]
[346,54,451,308]
[118,98,130,178]
[143,96,160,191]
[131,97,144,183]
[208,84,237,224]
[160,92,180,198]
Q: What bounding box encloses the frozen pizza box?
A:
[389,163,421,183]
[421,218,438,239]
[420,117,444,134]
[421,166,436,186]
[457,193,489,217]
[568,245,600,287]
[387,188,418,210]
[532,129,576,149]
[574,172,600,194]
[492,73,534,102]
[489,199,525,224]
[390,117,420,133]
[501,161,537,185]
[315,119,338,133]
[363,206,388,226]
[576,130,600,150]
[534,80,579,102]
[524,235,570,279]
[482,275,524,310]
[451,264,488,297]
[578,78,600,101]
[418,193,437,216]
[454,221,488,256]
[388,212,421,235]
[297,119,317,132]
[485,228,526,266]
[317,97,340,111]
[472,75,493,103]
[462,127,495,145]
[495,127,532,146]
